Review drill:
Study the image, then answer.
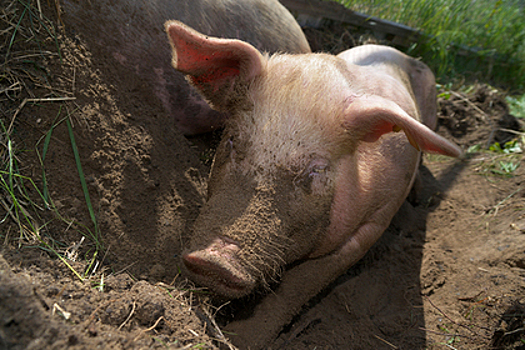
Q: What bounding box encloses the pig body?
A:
[60,0,310,134]
[166,22,461,349]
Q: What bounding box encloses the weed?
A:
[489,140,523,155]
[506,94,525,119]
[468,138,523,179]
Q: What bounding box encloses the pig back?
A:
[62,0,310,53]
[60,0,311,134]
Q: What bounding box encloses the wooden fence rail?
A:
[280,0,422,47]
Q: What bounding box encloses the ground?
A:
[1,2,524,350]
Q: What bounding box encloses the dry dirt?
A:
[1,2,525,350]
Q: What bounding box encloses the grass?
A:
[0,100,104,281]
[506,94,525,119]
[335,0,525,93]
[467,139,524,179]
[65,114,103,253]
[0,114,87,281]
[1,0,102,281]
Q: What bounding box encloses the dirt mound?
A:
[1,2,524,350]
[439,85,522,148]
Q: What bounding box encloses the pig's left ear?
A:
[165,20,265,112]
[343,95,462,157]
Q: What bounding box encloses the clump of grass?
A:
[506,94,525,119]
[335,0,525,92]
[467,138,524,179]
[1,0,102,281]
[0,113,86,280]
[35,103,104,252]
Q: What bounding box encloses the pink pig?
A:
[165,21,461,349]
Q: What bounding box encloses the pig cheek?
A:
[207,135,244,198]
[207,152,234,199]
[285,186,334,260]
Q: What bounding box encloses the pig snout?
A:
[182,237,256,298]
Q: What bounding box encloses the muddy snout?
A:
[182,237,256,298]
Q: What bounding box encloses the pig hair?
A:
[226,53,360,179]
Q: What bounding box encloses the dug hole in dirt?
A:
[1,2,524,349]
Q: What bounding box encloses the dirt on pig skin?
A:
[59,0,310,135]
[1,1,524,350]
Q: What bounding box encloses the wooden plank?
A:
[280,0,421,45]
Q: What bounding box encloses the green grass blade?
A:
[16,0,62,62]
[65,117,101,251]
[40,108,62,205]
[7,5,27,59]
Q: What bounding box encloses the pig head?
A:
[166,21,462,348]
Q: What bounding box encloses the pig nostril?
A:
[183,253,211,272]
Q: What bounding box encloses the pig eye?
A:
[309,164,327,177]
[307,159,329,177]
[295,159,330,193]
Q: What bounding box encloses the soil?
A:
[1,2,524,350]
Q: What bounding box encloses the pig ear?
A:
[165,20,265,111]
[343,95,462,157]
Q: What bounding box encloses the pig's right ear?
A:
[165,20,265,112]
[343,95,462,157]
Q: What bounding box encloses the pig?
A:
[165,21,462,349]
[60,0,310,134]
